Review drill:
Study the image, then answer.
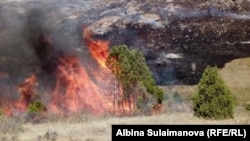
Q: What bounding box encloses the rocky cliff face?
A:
[1,0,250,85]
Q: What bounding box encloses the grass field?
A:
[220,57,250,105]
[1,108,249,141]
[1,58,250,141]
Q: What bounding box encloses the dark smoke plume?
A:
[0,1,82,100]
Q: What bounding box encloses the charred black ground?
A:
[88,0,250,85]
[103,18,250,84]
[0,0,250,88]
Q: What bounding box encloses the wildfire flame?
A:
[0,100,13,116]
[50,55,116,115]
[0,74,37,116]
[0,26,162,117]
[49,26,135,115]
[83,26,109,68]
[16,74,37,111]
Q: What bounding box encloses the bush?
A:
[193,66,234,119]
[28,100,46,114]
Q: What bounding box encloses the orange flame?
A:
[81,26,140,115]
[0,74,37,116]
[0,26,163,117]
[82,27,163,115]
[83,27,109,68]
[16,74,37,111]
[0,100,12,116]
[50,55,118,115]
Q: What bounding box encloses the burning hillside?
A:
[1,0,250,117]
[0,25,139,116]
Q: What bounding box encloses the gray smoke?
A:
[0,0,99,100]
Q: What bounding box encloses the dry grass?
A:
[0,110,249,141]
[160,57,250,106]
[0,116,24,141]
[220,57,250,105]
[0,109,246,141]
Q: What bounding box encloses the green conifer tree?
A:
[193,66,234,119]
[106,45,163,108]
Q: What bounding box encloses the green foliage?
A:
[27,100,46,114]
[193,66,234,119]
[106,45,163,104]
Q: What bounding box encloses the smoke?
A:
[0,0,92,104]
[0,0,126,116]
[0,3,36,76]
[227,12,250,20]
[24,8,66,76]
[0,0,92,84]
[1,0,249,116]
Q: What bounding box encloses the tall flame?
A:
[0,27,140,117]
[83,27,109,68]
[49,55,117,115]
[48,26,135,115]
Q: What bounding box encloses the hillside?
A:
[0,0,250,140]
[1,57,250,141]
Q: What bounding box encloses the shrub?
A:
[28,100,46,114]
[193,66,234,119]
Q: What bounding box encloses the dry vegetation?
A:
[220,57,250,105]
[1,58,250,141]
